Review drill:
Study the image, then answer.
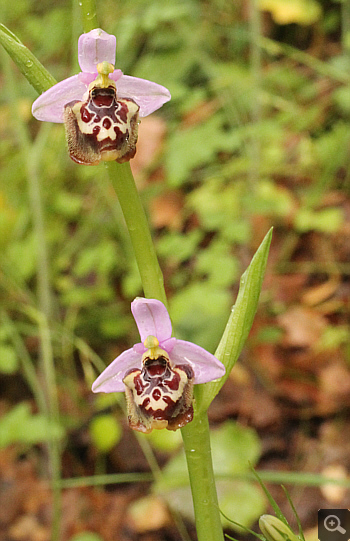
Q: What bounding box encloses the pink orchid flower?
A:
[32,29,171,165]
[92,297,225,433]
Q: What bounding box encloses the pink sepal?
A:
[91,347,141,393]
[160,337,177,353]
[169,340,225,384]
[133,343,146,354]
[32,74,89,123]
[78,29,116,73]
[115,75,171,117]
[131,298,172,344]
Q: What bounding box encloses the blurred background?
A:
[1,0,350,539]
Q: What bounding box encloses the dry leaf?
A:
[150,190,184,230]
[127,495,170,533]
[277,306,327,348]
[320,464,348,504]
[131,116,167,179]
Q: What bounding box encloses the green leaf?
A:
[144,428,183,452]
[0,403,64,448]
[219,481,266,530]
[197,228,273,412]
[69,534,104,541]
[210,422,261,476]
[187,178,250,243]
[294,207,344,233]
[157,421,261,492]
[171,283,231,352]
[0,24,56,94]
[166,115,241,186]
[0,345,19,374]
[89,414,122,453]
[157,230,203,264]
[154,421,265,528]
[195,240,239,288]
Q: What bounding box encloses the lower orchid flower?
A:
[32,28,171,165]
[92,297,225,433]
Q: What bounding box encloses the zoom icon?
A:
[319,510,350,541]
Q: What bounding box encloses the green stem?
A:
[181,413,224,541]
[106,162,167,305]
[79,0,98,33]
[107,161,223,541]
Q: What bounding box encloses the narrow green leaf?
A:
[0,24,56,94]
[196,228,273,412]
[281,487,306,541]
[252,470,287,527]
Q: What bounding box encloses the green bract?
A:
[196,227,273,412]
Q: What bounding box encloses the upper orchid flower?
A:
[32,29,171,165]
[92,297,225,433]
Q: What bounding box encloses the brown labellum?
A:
[63,85,139,165]
[123,356,194,434]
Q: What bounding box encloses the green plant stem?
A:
[181,412,225,541]
[106,160,223,541]
[79,0,98,33]
[106,162,167,305]
[56,469,350,490]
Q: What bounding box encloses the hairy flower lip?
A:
[92,297,225,394]
[32,28,171,123]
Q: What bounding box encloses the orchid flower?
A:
[92,297,225,433]
[32,29,171,165]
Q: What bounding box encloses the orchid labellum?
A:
[92,298,225,433]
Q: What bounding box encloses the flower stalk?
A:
[182,412,225,541]
[106,162,168,306]
[104,162,226,540]
[80,0,98,33]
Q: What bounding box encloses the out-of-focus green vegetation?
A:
[1,0,350,534]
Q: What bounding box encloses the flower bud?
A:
[259,515,299,541]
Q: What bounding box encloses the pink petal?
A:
[32,74,88,123]
[115,75,171,117]
[131,298,172,343]
[170,340,225,384]
[109,69,123,83]
[92,348,141,393]
[159,337,177,353]
[78,29,116,73]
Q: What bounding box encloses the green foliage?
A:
[0,403,64,448]
[144,427,183,452]
[198,228,272,411]
[294,207,344,233]
[0,24,56,93]
[0,1,349,535]
[171,283,231,351]
[89,414,122,453]
[0,344,18,374]
[69,534,104,541]
[155,421,265,529]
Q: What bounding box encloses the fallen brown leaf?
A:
[277,306,327,348]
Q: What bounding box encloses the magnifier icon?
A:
[324,515,346,534]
